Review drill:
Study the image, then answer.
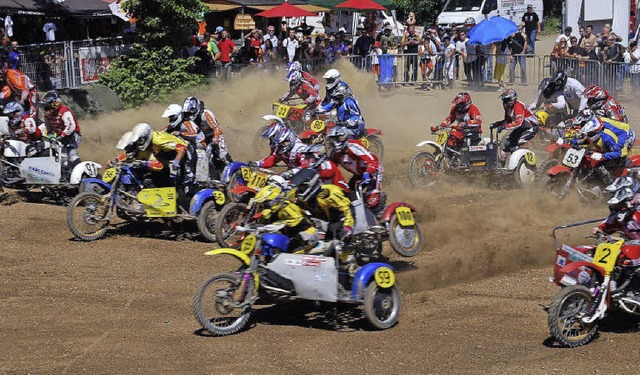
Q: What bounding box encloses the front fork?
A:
[558,169,577,198]
[582,275,610,324]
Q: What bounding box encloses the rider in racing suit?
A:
[571,117,626,185]
[182,97,232,175]
[314,83,365,139]
[42,92,82,171]
[115,123,189,192]
[289,168,355,244]
[528,71,587,131]
[285,61,321,92]
[491,89,539,160]
[0,61,39,119]
[432,92,483,147]
[250,127,305,170]
[3,102,41,144]
[320,68,354,107]
[279,70,320,111]
[327,126,385,217]
[582,84,627,123]
[162,103,201,185]
[299,143,350,192]
[595,177,640,239]
[573,109,631,154]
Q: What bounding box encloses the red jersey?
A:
[302,71,320,91]
[440,104,483,132]
[503,101,539,130]
[217,38,236,63]
[599,98,627,122]
[330,140,380,177]
[257,142,306,170]
[299,158,350,192]
[15,114,41,142]
[44,106,80,137]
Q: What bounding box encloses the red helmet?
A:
[582,84,609,110]
[452,92,472,114]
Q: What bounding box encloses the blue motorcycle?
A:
[67,161,227,241]
[193,224,401,335]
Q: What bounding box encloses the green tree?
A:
[124,0,207,50]
[390,0,447,26]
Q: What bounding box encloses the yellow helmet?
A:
[254,184,283,207]
[535,110,548,126]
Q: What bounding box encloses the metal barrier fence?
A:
[545,56,640,94]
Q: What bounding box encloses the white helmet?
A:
[161,104,183,130]
[115,131,134,150]
[322,69,341,90]
[268,175,288,188]
[131,123,153,151]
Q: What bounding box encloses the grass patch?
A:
[541,16,561,36]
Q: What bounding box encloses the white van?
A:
[436,0,544,30]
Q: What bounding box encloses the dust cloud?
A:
[77,59,633,290]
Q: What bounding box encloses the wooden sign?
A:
[234,14,256,30]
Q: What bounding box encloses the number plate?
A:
[102,168,116,183]
[374,266,395,288]
[565,129,578,139]
[562,148,585,168]
[593,240,624,275]
[240,234,257,254]
[524,151,536,166]
[310,120,326,133]
[276,104,290,118]
[395,206,415,227]
[247,172,269,189]
[213,190,226,205]
[240,166,252,182]
[469,145,487,152]
[435,131,448,146]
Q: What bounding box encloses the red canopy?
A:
[255,2,317,18]
[335,0,387,10]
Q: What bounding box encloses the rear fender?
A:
[628,154,640,167]
[547,165,572,176]
[381,202,417,223]
[415,140,443,154]
[351,262,395,300]
[203,249,259,289]
[222,161,247,184]
[80,178,111,192]
[366,128,382,136]
[70,161,102,184]
[506,149,535,170]
[190,188,226,216]
[556,261,605,285]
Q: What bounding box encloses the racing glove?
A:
[591,152,603,161]
[430,126,439,133]
[248,161,260,168]
[361,172,372,185]
[489,122,505,132]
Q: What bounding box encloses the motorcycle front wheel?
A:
[365,135,384,161]
[538,170,571,199]
[193,273,253,336]
[197,200,220,243]
[214,202,249,248]
[547,285,598,347]
[252,125,271,154]
[66,192,110,241]
[363,282,401,330]
[388,213,423,257]
[408,151,441,188]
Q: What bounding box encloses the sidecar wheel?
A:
[66,192,110,241]
[363,282,401,330]
[388,213,423,257]
[547,285,598,347]
[408,151,441,188]
[197,200,220,243]
[193,273,252,336]
[514,157,536,186]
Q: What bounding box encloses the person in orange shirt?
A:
[0,60,39,119]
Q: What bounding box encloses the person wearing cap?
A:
[263,25,278,50]
[379,24,397,54]
[521,4,540,54]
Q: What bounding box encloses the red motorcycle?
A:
[547,220,640,347]
[537,145,640,200]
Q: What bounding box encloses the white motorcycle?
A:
[0,120,102,203]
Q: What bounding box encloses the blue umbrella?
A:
[467,16,519,45]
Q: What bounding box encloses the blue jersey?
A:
[596,128,623,160]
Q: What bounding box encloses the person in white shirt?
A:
[263,25,278,51]
[282,29,299,63]
[555,26,572,47]
[43,22,57,42]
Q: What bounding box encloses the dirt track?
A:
[3,62,640,373]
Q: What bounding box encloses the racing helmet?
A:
[115,131,134,150]
[289,168,322,202]
[578,117,604,142]
[260,115,286,139]
[605,176,640,194]
[607,187,639,223]
[130,123,153,151]
[253,184,283,208]
[268,175,288,189]
[323,68,341,90]
[42,92,62,114]
[273,127,298,153]
[3,101,24,127]
[287,61,302,73]
[302,143,327,169]
[288,70,302,88]
[331,83,351,102]
[500,89,518,109]
[452,92,472,114]
[182,96,204,121]
[161,104,183,131]
[582,84,609,110]
[572,108,595,127]
[551,70,568,91]
[327,126,349,152]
